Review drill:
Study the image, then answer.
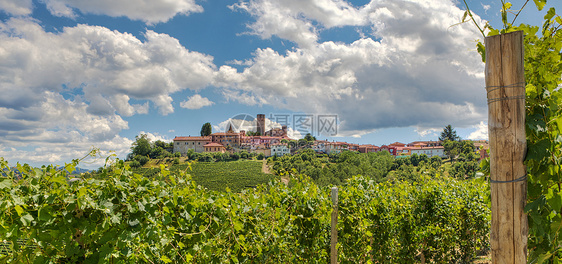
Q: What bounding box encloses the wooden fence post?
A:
[331,187,338,264]
[485,30,527,264]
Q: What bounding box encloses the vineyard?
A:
[0,158,490,263]
[133,160,274,192]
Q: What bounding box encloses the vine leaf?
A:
[533,0,547,11]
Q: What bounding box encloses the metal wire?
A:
[487,95,525,104]
[490,173,527,183]
[485,82,526,94]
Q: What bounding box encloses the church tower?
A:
[256,114,265,136]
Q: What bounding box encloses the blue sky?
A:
[0,0,559,168]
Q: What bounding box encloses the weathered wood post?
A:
[331,186,338,264]
[485,30,527,264]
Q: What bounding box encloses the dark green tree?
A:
[304,133,316,142]
[200,122,212,136]
[443,140,461,162]
[154,140,167,149]
[131,134,151,157]
[439,125,460,142]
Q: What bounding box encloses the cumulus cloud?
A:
[180,94,215,109]
[0,18,216,114]
[0,91,133,169]
[0,0,33,16]
[220,0,488,135]
[230,0,366,47]
[414,127,440,138]
[42,0,203,24]
[0,18,217,167]
[139,131,172,143]
[467,121,488,140]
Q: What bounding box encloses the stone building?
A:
[173,136,211,155]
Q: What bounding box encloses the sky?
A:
[0,0,559,169]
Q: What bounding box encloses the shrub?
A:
[135,155,149,166]
[130,160,141,168]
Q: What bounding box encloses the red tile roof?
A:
[212,132,240,136]
[204,143,225,147]
[409,146,444,150]
[174,136,211,141]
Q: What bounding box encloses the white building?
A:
[409,146,446,158]
[271,144,290,156]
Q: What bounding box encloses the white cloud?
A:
[481,3,491,12]
[0,18,217,167]
[42,0,203,24]
[180,94,215,109]
[0,0,33,16]
[0,91,133,169]
[285,127,302,140]
[0,18,216,115]
[467,121,488,140]
[139,131,172,143]
[414,127,440,137]
[231,0,366,48]
[220,0,488,135]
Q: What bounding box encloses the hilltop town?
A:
[172,114,490,160]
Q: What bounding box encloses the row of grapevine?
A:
[338,176,490,263]
[0,158,489,263]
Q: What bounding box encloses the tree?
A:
[304,133,316,142]
[460,140,475,155]
[150,147,165,159]
[154,140,167,149]
[131,134,151,157]
[200,122,212,136]
[443,140,461,162]
[245,131,260,136]
[439,125,460,142]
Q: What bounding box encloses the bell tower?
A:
[256,114,265,136]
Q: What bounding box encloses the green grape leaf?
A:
[20,213,34,226]
[533,0,547,11]
[0,178,12,189]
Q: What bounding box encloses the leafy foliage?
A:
[339,176,490,263]
[0,157,490,263]
[519,8,562,263]
[200,122,212,137]
[131,134,151,157]
[270,150,394,186]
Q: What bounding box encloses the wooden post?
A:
[485,31,527,264]
[331,187,338,264]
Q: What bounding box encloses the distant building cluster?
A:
[173,114,489,160]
